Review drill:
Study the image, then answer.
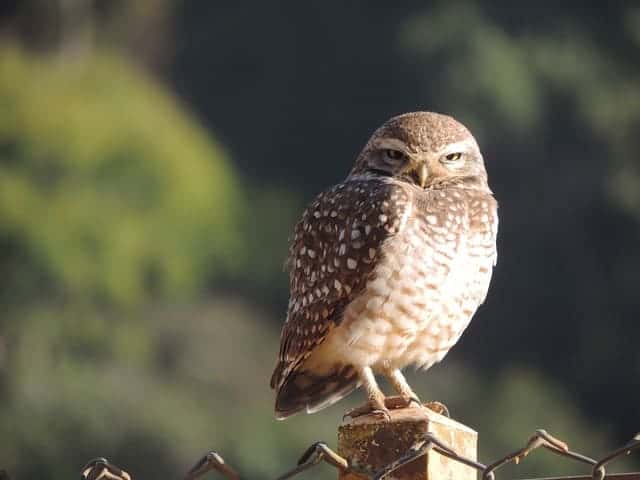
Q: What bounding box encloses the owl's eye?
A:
[442,152,462,163]
[384,149,405,161]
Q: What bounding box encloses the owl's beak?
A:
[417,163,429,188]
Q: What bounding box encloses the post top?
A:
[341,405,477,435]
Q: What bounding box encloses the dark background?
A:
[1,1,639,479]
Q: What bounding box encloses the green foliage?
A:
[0,301,329,479]
[401,2,544,133]
[0,46,247,306]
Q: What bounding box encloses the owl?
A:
[270,112,498,420]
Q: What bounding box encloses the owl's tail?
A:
[274,366,360,420]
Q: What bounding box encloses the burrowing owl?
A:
[271,112,498,420]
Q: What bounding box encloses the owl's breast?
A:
[304,188,497,373]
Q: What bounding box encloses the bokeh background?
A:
[1,1,639,479]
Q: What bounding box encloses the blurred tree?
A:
[0,46,247,306]
[0,2,639,478]
[0,0,174,72]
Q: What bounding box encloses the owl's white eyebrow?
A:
[373,138,409,152]
[441,139,475,154]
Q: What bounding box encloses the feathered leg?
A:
[384,368,449,416]
[343,366,390,421]
[383,368,421,408]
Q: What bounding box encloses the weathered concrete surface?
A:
[338,406,477,480]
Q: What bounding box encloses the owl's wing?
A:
[270,178,411,390]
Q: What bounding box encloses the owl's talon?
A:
[383,395,421,410]
[344,402,391,422]
[371,408,392,422]
[422,401,450,417]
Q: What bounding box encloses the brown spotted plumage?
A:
[271,112,498,420]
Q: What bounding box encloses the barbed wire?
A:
[2,428,639,480]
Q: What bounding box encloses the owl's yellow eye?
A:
[385,149,405,161]
[443,152,462,162]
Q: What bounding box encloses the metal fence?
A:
[19,428,635,480]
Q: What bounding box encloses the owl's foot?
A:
[383,395,422,410]
[422,400,450,417]
[343,401,391,422]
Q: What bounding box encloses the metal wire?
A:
[184,452,241,480]
[195,429,638,480]
[592,433,640,480]
[1,428,638,480]
[274,442,350,480]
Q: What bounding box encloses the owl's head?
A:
[350,112,490,191]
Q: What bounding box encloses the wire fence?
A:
[4,428,630,480]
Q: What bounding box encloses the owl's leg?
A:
[343,366,391,421]
[383,368,450,416]
[383,368,421,408]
